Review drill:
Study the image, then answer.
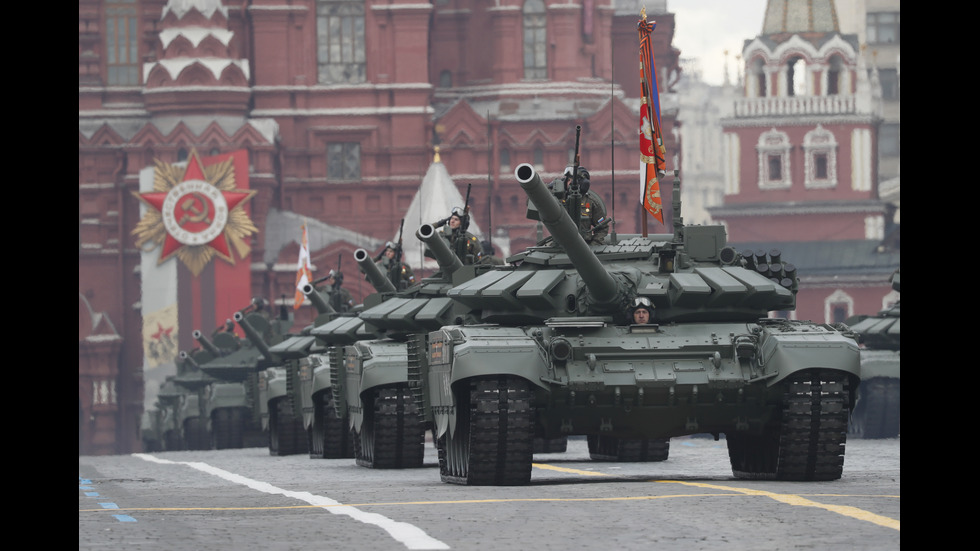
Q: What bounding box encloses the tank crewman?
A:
[628,296,654,324]
[376,241,415,289]
[547,165,608,244]
[476,239,504,265]
[435,207,480,264]
[324,269,354,312]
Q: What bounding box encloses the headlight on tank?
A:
[549,337,573,362]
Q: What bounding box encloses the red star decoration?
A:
[151,322,173,341]
[139,152,252,262]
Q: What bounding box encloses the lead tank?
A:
[427,163,861,485]
[845,269,900,438]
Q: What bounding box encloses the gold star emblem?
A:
[132,149,257,276]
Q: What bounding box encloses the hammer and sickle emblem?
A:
[178,193,212,226]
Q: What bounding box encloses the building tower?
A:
[708,0,898,324]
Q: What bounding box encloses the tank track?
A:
[269,397,308,456]
[211,407,245,450]
[440,376,534,486]
[354,385,425,469]
[728,369,849,481]
[587,435,669,462]
[309,389,354,459]
[183,417,210,450]
[848,377,900,439]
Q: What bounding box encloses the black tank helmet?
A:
[562,165,591,194]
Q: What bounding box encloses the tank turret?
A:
[354,248,398,294]
[417,223,463,276]
[234,308,276,362]
[517,163,625,311]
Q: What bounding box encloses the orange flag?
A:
[293,221,312,309]
[638,9,665,224]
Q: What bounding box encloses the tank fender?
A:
[266,368,289,401]
[757,325,861,405]
[429,326,549,440]
[208,382,247,411]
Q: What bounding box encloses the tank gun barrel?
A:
[233,310,275,361]
[192,330,221,356]
[354,248,398,293]
[178,350,200,370]
[516,163,623,309]
[417,223,463,275]
[301,282,337,314]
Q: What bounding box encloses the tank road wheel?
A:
[184,417,209,450]
[728,369,850,481]
[212,408,245,450]
[318,389,354,459]
[849,378,900,439]
[533,436,568,454]
[440,376,534,486]
[586,436,670,462]
[355,385,424,468]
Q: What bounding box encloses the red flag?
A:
[293,221,312,310]
[638,10,665,224]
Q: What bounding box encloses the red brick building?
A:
[709,0,899,325]
[79,0,681,454]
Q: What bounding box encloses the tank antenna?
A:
[609,36,617,245]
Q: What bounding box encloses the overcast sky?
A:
[669,0,768,86]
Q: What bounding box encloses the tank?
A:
[336,227,489,469]
[269,280,358,459]
[845,269,900,438]
[171,349,217,450]
[425,162,861,485]
[233,299,308,456]
[190,300,294,451]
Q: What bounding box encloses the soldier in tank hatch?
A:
[433,207,480,265]
[629,296,654,324]
[324,269,353,312]
[547,165,607,244]
[376,241,414,289]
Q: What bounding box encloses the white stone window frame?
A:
[757,128,791,190]
[824,289,854,324]
[803,124,838,189]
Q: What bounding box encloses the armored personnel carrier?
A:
[846,269,900,439]
[426,163,861,485]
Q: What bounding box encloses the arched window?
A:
[756,128,790,189]
[748,57,766,97]
[803,124,838,189]
[499,149,511,172]
[439,70,452,88]
[787,56,806,96]
[523,0,547,79]
[824,290,854,324]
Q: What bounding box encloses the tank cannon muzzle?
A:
[192,329,221,356]
[416,223,463,275]
[515,163,623,309]
[178,350,200,370]
[301,283,337,314]
[233,310,275,361]
[354,248,398,293]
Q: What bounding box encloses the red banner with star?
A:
[134,149,256,346]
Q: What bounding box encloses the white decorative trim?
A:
[756,128,790,190]
[803,124,838,189]
[864,214,885,240]
[824,289,854,324]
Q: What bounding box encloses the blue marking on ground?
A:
[99,503,119,509]
[112,515,137,523]
[84,492,99,497]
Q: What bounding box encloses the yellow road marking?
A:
[80,464,899,532]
